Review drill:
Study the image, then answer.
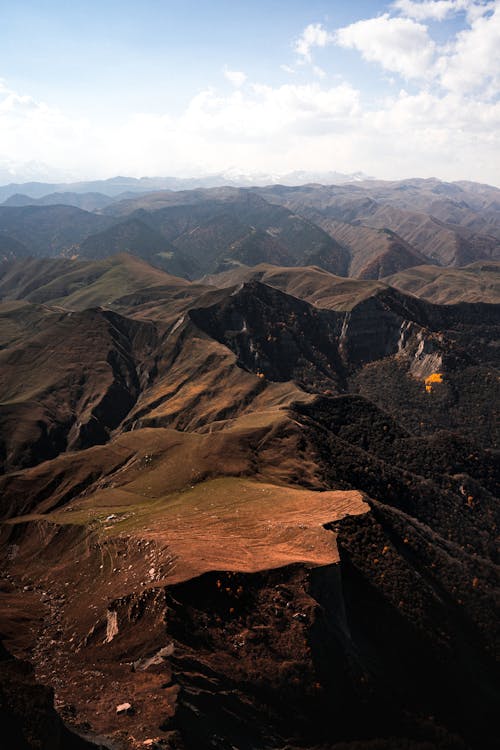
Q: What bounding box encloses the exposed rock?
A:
[116,702,133,715]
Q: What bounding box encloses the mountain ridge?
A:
[0,188,498,750]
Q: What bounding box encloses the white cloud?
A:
[0,81,92,179]
[0,79,362,179]
[366,88,500,180]
[313,66,327,79]
[181,82,361,140]
[223,69,247,87]
[393,0,471,20]
[335,14,436,80]
[1,75,499,186]
[436,1,500,94]
[294,23,334,63]
[2,0,500,190]
[280,64,295,74]
[336,2,500,95]
[393,0,495,22]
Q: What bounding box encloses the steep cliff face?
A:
[189,282,347,393]
[189,281,435,384]
[190,282,499,434]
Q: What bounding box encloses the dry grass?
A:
[49,477,368,583]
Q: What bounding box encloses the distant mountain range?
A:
[1,178,500,281]
[0,170,371,203]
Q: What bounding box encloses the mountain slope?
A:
[134,192,350,276]
[0,254,193,310]
[0,304,158,471]
[0,205,112,256]
[386,261,500,304]
[76,218,199,278]
[258,181,500,268]
[203,263,386,309]
[0,251,498,750]
[0,234,30,263]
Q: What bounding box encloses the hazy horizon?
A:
[1,1,500,185]
[2,171,500,193]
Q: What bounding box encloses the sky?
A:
[0,0,500,185]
